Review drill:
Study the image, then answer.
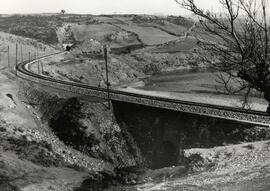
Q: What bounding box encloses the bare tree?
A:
[61,10,66,14]
[175,0,270,113]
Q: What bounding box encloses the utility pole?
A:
[41,61,44,74]
[15,43,18,75]
[38,51,40,73]
[7,46,10,71]
[103,45,110,109]
[36,53,40,74]
[20,45,23,62]
[37,61,40,74]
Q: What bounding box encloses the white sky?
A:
[0,0,221,15]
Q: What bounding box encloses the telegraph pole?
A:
[37,61,40,74]
[20,45,23,62]
[103,45,110,109]
[7,46,10,71]
[41,61,44,74]
[0,46,9,70]
[15,43,18,75]
[36,53,40,74]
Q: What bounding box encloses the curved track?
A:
[16,53,270,125]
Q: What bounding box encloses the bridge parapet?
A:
[110,92,270,125]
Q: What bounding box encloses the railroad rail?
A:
[16,53,270,126]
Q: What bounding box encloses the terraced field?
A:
[71,23,121,42]
[150,21,190,36]
[150,37,198,53]
[115,23,180,45]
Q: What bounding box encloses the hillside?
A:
[19,14,208,88]
[0,31,57,68]
[0,15,62,45]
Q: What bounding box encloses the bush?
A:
[49,98,101,157]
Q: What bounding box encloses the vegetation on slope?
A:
[0,15,62,44]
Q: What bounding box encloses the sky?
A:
[0,0,221,15]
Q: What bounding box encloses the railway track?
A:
[16,53,270,125]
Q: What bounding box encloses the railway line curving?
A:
[16,53,270,126]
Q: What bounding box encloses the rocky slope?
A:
[22,81,143,167]
[0,69,90,190]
